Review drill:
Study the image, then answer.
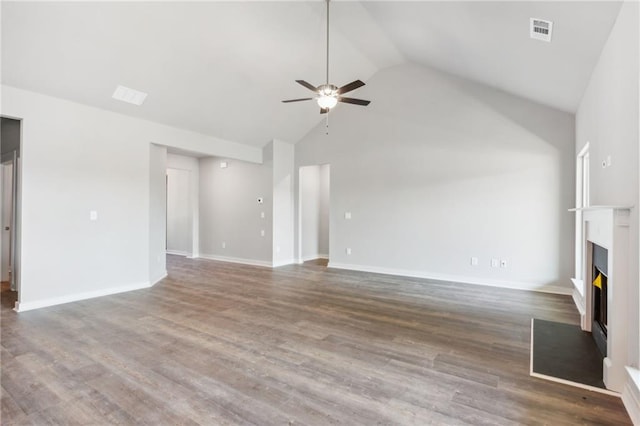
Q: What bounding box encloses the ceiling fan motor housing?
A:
[318,84,339,96]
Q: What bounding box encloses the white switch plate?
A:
[345,212,352,219]
[346,248,352,255]
[222,242,226,249]
[90,210,98,221]
[260,211,265,219]
[500,259,508,268]
[260,229,265,237]
[471,257,478,266]
[491,258,499,268]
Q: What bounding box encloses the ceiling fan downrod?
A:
[325,0,330,86]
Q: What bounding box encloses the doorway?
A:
[299,164,330,264]
[1,117,21,308]
[166,168,192,256]
[165,152,200,259]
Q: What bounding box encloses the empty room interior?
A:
[1,1,639,424]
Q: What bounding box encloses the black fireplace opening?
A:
[592,244,608,357]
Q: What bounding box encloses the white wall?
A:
[272,140,295,266]
[199,154,273,265]
[0,85,262,310]
[295,63,576,293]
[576,0,639,371]
[149,144,167,284]
[167,153,200,257]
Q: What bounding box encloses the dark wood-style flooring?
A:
[1,256,632,425]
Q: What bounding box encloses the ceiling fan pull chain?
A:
[326,112,329,135]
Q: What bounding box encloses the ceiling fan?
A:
[282,0,371,114]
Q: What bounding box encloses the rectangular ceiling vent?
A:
[112,85,148,106]
[530,18,553,42]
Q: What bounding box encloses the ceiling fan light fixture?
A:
[281,0,370,114]
[317,94,338,109]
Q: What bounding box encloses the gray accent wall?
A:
[295,63,576,293]
[199,152,273,263]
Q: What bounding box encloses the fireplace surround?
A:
[571,206,631,392]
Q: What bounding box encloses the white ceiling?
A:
[1,1,622,148]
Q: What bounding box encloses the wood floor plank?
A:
[0,255,632,424]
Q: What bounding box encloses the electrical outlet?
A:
[491,258,499,268]
[500,259,508,268]
[346,248,352,255]
[471,257,478,266]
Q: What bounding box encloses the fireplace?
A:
[591,243,608,357]
[570,206,631,392]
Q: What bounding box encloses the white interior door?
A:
[1,163,13,282]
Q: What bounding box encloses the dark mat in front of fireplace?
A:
[530,318,605,390]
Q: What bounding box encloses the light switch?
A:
[345,212,352,219]
[260,229,265,237]
[260,211,265,219]
[90,210,98,221]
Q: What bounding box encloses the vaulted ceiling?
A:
[1,1,622,148]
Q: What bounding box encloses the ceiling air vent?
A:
[530,18,553,42]
[112,85,148,106]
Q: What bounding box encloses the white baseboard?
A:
[623,367,640,425]
[14,281,153,312]
[301,254,329,262]
[272,258,297,267]
[327,262,573,295]
[199,253,272,268]
[150,271,168,286]
[166,250,190,257]
[571,287,586,315]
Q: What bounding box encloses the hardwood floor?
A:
[1,256,631,425]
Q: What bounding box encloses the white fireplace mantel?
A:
[570,205,632,393]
